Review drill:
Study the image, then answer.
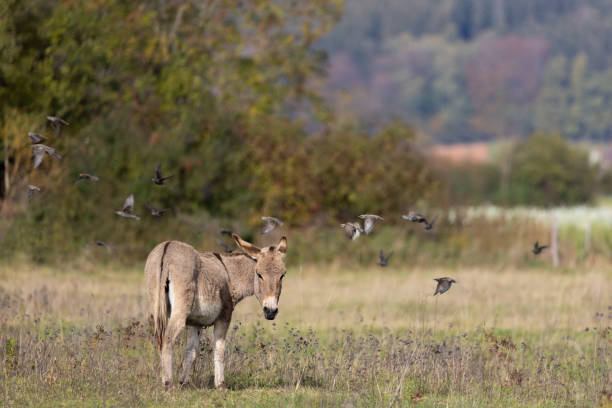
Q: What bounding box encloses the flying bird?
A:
[340,222,363,240]
[433,277,457,296]
[359,214,384,234]
[532,241,548,255]
[424,216,437,231]
[261,216,283,234]
[27,132,46,144]
[146,202,170,217]
[115,194,140,220]
[403,211,436,231]
[220,228,233,236]
[47,116,69,135]
[32,144,62,169]
[152,163,174,185]
[215,237,234,253]
[27,184,41,200]
[378,250,393,267]
[85,241,116,252]
[75,173,99,184]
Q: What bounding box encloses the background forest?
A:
[1,0,611,266]
[322,0,612,142]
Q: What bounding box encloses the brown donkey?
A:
[144,234,287,388]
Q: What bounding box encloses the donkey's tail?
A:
[145,241,172,352]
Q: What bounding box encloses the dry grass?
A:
[1,262,611,407]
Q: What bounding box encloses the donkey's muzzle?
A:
[263,306,278,320]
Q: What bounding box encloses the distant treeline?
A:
[320,0,612,142]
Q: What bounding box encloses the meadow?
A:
[1,261,610,407]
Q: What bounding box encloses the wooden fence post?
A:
[551,216,559,268]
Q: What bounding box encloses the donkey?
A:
[144,234,287,388]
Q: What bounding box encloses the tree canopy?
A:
[0,0,440,262]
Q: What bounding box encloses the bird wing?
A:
[261,221,275,234]
[379,250,384,262]
[123,194,135,212]
[28,133,45,143]
[33,147,45,169]
[155,164,162,179]
[384,251,394,263]
[350,221,363,231]
[262,216,280,224]
[216,238,232,253]
[363,217,374,234]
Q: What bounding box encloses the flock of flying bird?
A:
[339,210,548,296]
[340,212,456,295]
[26,116,548,296]
[27,116,174,250]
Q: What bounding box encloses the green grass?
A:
[1,263,611,407]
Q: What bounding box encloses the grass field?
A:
[1,262,611,407]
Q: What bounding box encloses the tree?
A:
[507,133,597,206]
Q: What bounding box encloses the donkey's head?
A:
[232,234,287,320]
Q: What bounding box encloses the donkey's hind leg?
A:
[179,326,201,386]
[161,302,190,387]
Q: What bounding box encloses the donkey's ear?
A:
[232,234,261,259]
[276,236,287,254]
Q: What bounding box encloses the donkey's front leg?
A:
[213,319,229,389]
